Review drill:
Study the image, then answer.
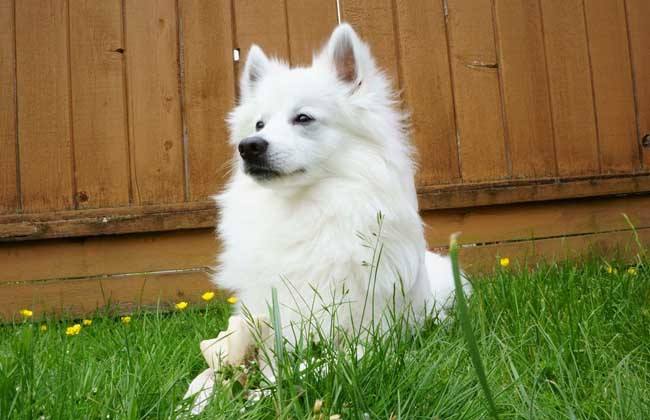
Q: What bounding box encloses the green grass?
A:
[1,257,649,419]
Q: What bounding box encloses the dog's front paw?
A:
[183,368,215,415]
[200,315,255,372]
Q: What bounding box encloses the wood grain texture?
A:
[339,0,400,87]
[286,0,338,66]
[0,0,18,214]
[423,194,650,247]
[0,201,216,241]
[69,0,130,209]
[417,173,650,210]
[625,0,650,169]
[584,0,639,173]
[494,0,556,178]
[0,228,217,283]
[233,0,289,61]
[394,0,460,186]
[446,0,508,182]
[539,0,599,176]
[0,269,215,320]
[15,0,74,212]
[124,0,184,205]
[180,0,236,201]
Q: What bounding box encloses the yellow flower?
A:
[606,265,613,274]
[627,267,638,276]
[66,324,82,336]
[82,319,93,326]
[499,257,510,268]
[19,309,33,318]
[39,324,48,332]
[121,316,131,324]
[226,296,238,304]
[175,301,189,310]
[201,291,215,302]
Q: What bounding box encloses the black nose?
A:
[238,136,269,161]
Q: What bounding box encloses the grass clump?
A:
[1,257,649,419]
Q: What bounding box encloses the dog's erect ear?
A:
[241,45,269,97]
[328,25,357,83]
[322,23,374,86]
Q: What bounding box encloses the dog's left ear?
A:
[320,23,375,88]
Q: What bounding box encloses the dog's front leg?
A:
[184,315,276,414]
[184,315,256,414]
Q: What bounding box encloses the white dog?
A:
[184,23,461,413]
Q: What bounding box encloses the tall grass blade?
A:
[450,234,499,419]
[270,287,284,410]
[622,213,646,260]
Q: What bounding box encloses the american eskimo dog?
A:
[184,23,461,413]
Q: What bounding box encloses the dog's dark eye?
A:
[293,114,314,125]
[255,120,264,131]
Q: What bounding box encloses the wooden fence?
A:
[1,0,649,319]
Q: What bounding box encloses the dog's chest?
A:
[216,187,376,302]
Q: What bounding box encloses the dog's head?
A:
[228,24,404,187]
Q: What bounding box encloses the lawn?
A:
[1,256,649,419]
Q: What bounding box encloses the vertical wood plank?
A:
[394,0,460,185]
[339,0,400,87]
[446,0,508,182]
[539,0,599,176]
[0,0,18,214]
[286,0,338,66]
[584,0,639,173]
[69,0,130,209]
[625,0,650,169]
[233,0,289,61]
[124,0,184,205]
[494,0,556,178]
[15,0,74,212]
[180,0,236,201]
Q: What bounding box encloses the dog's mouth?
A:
[244,163,306,181]
[245,163,281,180]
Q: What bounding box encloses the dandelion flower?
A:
[175,301,189,310]
[39,324,47,332]
[19,309,33,318]
[66,324,82,336]
[606,265,614,274]
[627,267,638,276]
[227,296,238,304]
[82,319,92,326]
[121,316,131,324]
[499,257,510,268]
[201,291,215,301]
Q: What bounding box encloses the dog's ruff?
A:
[184,23,463,414]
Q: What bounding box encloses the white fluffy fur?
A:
[213,24,459,340]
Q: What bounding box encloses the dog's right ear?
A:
[240,45,269,97]
[320,23,375,88]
